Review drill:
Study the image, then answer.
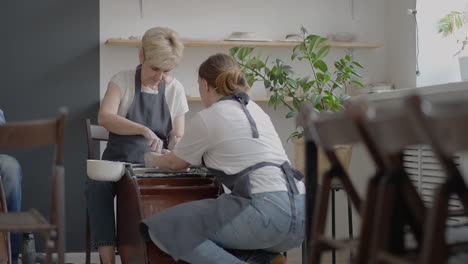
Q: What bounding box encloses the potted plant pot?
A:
[293,137,353,184]
[459,55,468,81]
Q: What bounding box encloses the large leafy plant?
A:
[229,27,364,138]
[437,10,468,56]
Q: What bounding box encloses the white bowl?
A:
[225,32,272,41]
[228,32,257,39]
[333,32,356,42]
[87,159,127,182]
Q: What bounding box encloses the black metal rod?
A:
[332,189,336,264]
[348,196,354,238]
[304,139,318,264]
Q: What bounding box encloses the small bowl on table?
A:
[87,159,129,182]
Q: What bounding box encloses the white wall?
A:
[100,0,389,160]
[385,0,417,89]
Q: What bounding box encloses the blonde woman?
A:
[86,27,188,264]
[143,54,305,264]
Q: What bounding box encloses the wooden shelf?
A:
[186,96,293,102]
[105,38,384,49]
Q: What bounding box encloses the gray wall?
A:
[0,1,99,251]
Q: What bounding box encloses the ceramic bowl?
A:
[334,32,356,42]
[87,159,127,182]
[228,32,257,39]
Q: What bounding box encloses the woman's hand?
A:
[141,127,163,153]
[144,152,163,168]
[144,151,190,171]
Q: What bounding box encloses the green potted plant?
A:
[437,9,468,80]
[229,27,365,173]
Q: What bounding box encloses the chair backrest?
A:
[0,109,66,165]
[358,101,427,158]
[301,102,387,168]
[301,105,362,151]
[405,95,468,154]
[85,119,109,160]
[300,104,360,181]
[405,95,468,193]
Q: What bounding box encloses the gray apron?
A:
[140,92,304,260]
[102,65,172,163]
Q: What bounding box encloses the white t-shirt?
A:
[110,70,189,119]
[173,99,305,194]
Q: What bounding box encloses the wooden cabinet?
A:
[116,173,219,264]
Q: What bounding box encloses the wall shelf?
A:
[186,96,293,102]
[105,38,384,49]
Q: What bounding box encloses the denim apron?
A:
[140,92,304,260]
[102,65,172,164]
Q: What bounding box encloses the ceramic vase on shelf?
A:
[293,137,353,185]
[459,55,468,81]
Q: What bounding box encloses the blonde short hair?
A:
[142,27,184,69]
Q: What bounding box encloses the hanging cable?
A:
[408,4,421,76]
[414,11,421,76]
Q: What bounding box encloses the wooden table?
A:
[116,171,219,264]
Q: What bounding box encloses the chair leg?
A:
[301,241,307,264]
[369,175,396,263]
[339,171,362,212]
[419,186,449,264]
[86,211,91,264]
[56,172,65,264]
[354,176,380,264]
[309,174,332,264]
[44,231,53,264]
[347,195,353,261]
[388,190,406,255]
[402,176,426,244]
[347,195,353,238]
[0,181,10,264]
[331,187,336,264]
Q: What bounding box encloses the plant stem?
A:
[302,35,326,93]
[454,37,468,57]
[238,62,267,81]
[238,61,294,111]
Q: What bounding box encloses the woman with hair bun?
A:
[143,53,306,264]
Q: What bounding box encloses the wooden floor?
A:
[32,247,351,264]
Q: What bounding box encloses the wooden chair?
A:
[300,104,393,264]
[84,119,109,264]
[405,95,468,264]
[354,100,431,264]
[0,109,66,264]
[345,101,412,264]
[300,106,361,264]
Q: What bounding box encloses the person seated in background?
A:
[142,53,306,264]
[85,27,189,264]
[0,109,23,264]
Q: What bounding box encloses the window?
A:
[404,145,467,224]
[416,0,468,87]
